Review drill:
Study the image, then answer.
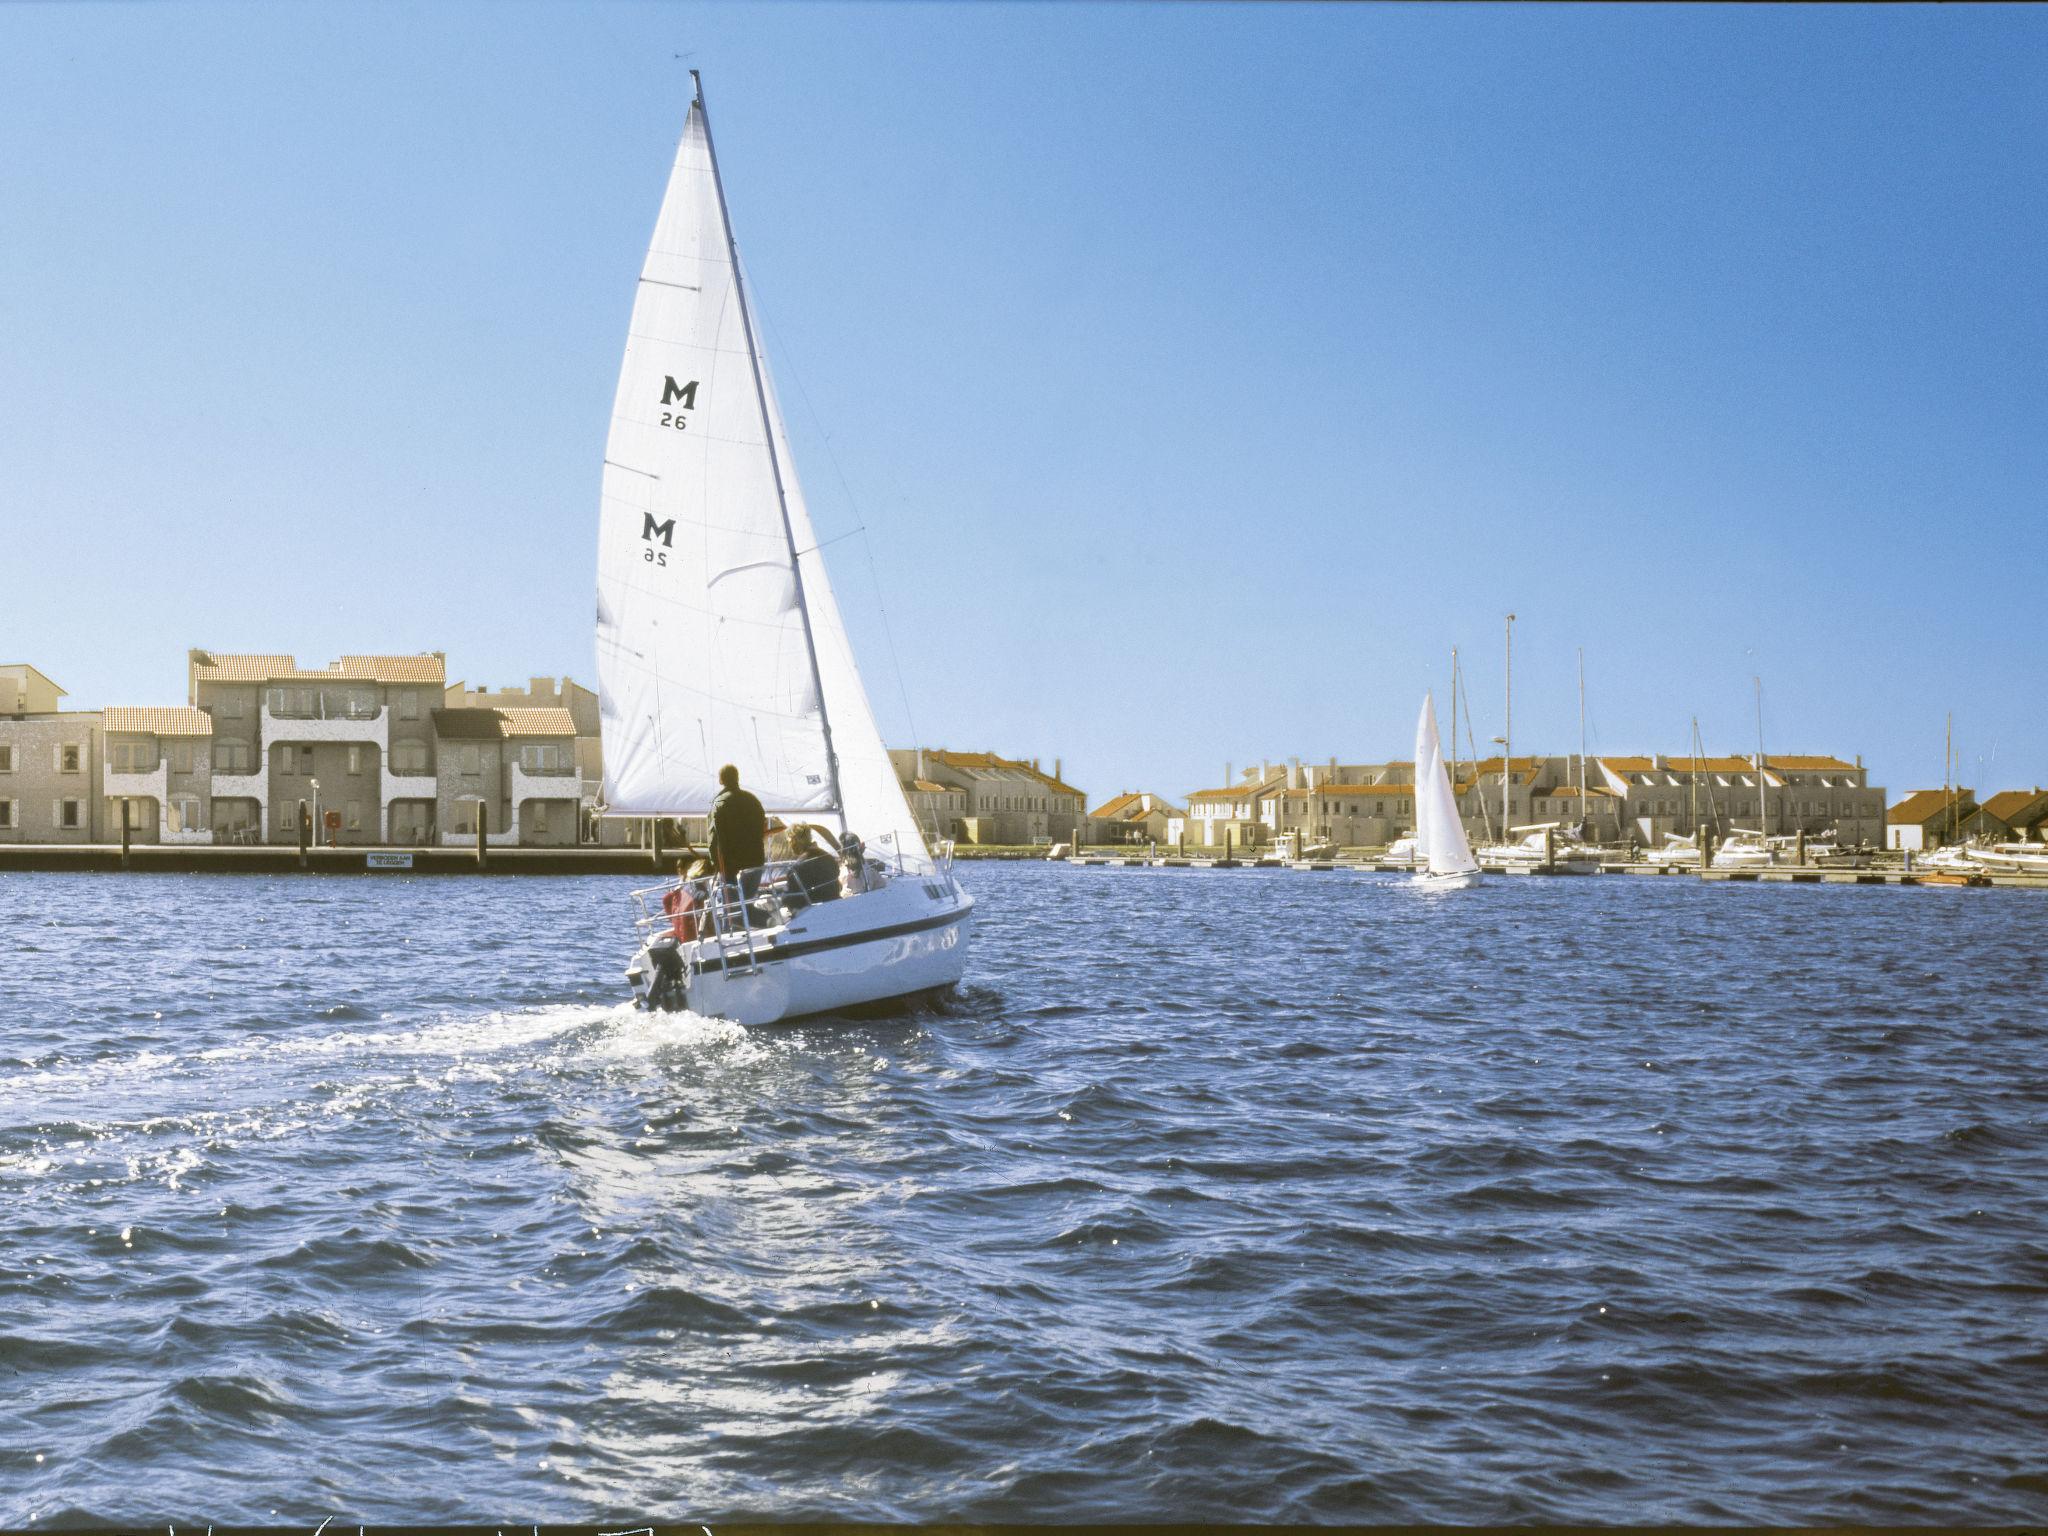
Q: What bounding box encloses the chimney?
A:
[1140,793,1153,813]
[916,748,925,780]
[1054,757,1062,783]
[1653,753,1667,770]
[1287,760,1300,790]
[1225,761,1232,787]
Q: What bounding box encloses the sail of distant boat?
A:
[593,87,925,866]
[1413,693,1480,885]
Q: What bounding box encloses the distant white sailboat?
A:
[595,77,973,1024]
[1412,694,1481,891]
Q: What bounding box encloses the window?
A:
[391,741,429,775]
[450,799,481,834]
[171,796,202,833]
[519,743,571,775]
[216,692,245,719]
[171,742,193,775]
[0,745,11,773]
[398,692,418,721]
[300,746,315,775]
[59,744,81,773]
[348,745,365,775]
[0,799,12,828]
[58,799,81,829]
[215,740,252,774]
[345,800,363,832]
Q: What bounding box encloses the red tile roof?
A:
[1888,788,1973,825]
[192,651,446,685]
[102,706,215,737]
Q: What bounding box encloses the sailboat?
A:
[595,77,974,1024]
[1412,694,1481,890]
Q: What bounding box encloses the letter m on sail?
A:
[642,513,676,548]
[661,377,699,409]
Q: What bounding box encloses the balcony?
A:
[211,769,268,805]
[261,698,389,747]
[383,773,438,802]
[511,762,582,804]
[104,761,167,802]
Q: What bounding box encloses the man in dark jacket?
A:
[708,764,767,888]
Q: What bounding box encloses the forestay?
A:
[594,94,928,865]
[1413,694,1479,877]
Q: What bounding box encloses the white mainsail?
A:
[595,90,928,863]
[1413,694,1479,877]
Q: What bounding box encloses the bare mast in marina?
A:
[1502,613,1516,840]
[1754,675,1767,839]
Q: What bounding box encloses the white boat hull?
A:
[1413,868,1481,890]
[628,873,974,1026]
[1963,846,2048,873]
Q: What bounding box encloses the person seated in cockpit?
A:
[781,825,844,911]
[838,830,887,895]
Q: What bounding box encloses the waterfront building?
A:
[1596,754,1885,847]
[186,650,447,845]
[1179,750,1885,850]
[1182,761,1419,848]
[0,664,101,843]
[429,707,582,847]
[102,707,217,843]
[890,748,1086,846]
[1886,788,1976,851]
[1086,791,1185,846]
[1979,788,2048,843]
[445,676,602,797]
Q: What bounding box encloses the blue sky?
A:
[3,3,2043,803]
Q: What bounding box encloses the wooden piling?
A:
[297,802,310,868]
[477,802,488,868]
[652,816,663,870]
[1796,828,1807,866]
[119,799,131,870]
[1544,824,1555,872]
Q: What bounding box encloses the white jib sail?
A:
[1414,694,1478,876]
[594,97,929,864]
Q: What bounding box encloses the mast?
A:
[1754,674,1766,837]
[1502,613,1515,839]
[691,71,845,828]
[1946,710,1954,845]
[1449,647,1460,839]
[1688,715,1700,835]
[1577,647,1587,830]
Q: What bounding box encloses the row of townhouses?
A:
[891,749,1089,847]
[1158,752,1894,850]
[2,656,585,847]
[17,651,2035,856]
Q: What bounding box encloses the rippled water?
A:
[2,865,2044,1523]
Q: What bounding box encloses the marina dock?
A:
[2,842,2043,888]
[1055,853,2048,889]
